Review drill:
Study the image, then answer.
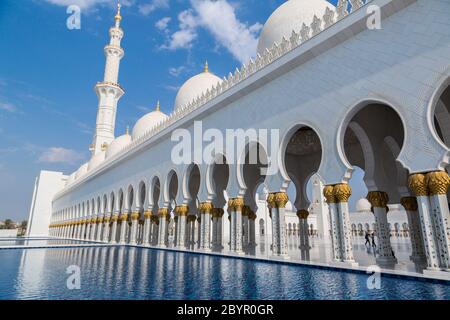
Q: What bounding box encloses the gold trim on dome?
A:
[367,191,389,209]
[408,173,428,197]
[333,184,352,203]
[427,171,450,196]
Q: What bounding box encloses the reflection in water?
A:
[0,247,447,300]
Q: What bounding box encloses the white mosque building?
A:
[27,0,450,277]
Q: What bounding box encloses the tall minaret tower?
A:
[90,1,125,155]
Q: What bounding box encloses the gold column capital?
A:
[97,217,104,224]
[103,216,111,223]
[143,210,152,219]
[323,185,336,204]
[120,214,128,222]
[131,212,140,221]
[267,192,288,208]
[175,205,189,216]
[427,171,450,196]
[158,208,169,217]
[334,183,352,203]
[367,191,389,209]
[408,173,428,196]
[199,202,213,213]
[296,209,309,219]
[111,214,119,222]
[400,197,418,211]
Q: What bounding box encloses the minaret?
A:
[91,1,125,155]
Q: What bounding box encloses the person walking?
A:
[371,232,376,248]
[364,232,370,246]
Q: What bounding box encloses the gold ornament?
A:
[111,215,119,222]
[274,192,289,208]
[400,197,418,211]
[227,199,235,211]
[143,211,152,219]
[408,173,428,196]
[266,193,276,208]
[131,212,140,221]
[176,205,189,216]
[367,191,389,209]
[120,214,128,222]
[323,185,336,204]
[296,209,309,219]
[158,208,169,217]
[233,198,245,211]
[427,171,450,196]
[334,184,352,203]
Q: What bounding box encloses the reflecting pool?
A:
[0,247,448,300]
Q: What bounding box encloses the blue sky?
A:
[0,0,366,222]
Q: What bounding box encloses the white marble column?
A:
[119,213,128,245]
[129,212,139,245]
[367,191,397,265]
[401,197,426,262]
[228,198,244,254]
[408,173,441,270]
[199,202,212,251]
[110,213,119,243]
[297,210,310,250]
[158,208,169,247]
[229,205,236,251]
[427,171,450,270]
[267,193,288,257]
[242,206,249,249]
[176,205,189,248]
[334,184,356,264]
[248,209,256,247]
[196,216,202,249]
[102,215,111,242]
[142,210,152,246]
[90,217,97,241]
[96,216,104,242]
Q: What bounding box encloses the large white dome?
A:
[356,198,371,212]
[257,0,335,54]
[174,63,221,111]
[106,132,132,159]
[132,103,169,140]
[87,151,106,171]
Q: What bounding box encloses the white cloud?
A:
[43,0,133,11]
[162,0,261,64]
[38,147,84,165]
[155,16,171,32]
[139,0,170,16]
[162,9,198,50]
[168,66,187,77]
[0,102,18,113]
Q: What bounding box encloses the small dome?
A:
[174,62,221,111]
[132,102,169,140]
[285,201,293,211]
[106,132,132,159]
[75,163,89,179]
[356,198,371,212]
[87,151,106,171]
[257,0,335,54]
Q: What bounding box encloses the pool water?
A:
[0,247,448,300]
[0,238,95,247]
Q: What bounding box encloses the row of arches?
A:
[50,92,450,271]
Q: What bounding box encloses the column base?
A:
[422,269,450,280]
[376,256,398,266]
[330,260,359,268]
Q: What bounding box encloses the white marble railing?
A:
[61,0,373,194]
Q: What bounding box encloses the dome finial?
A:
[203,61,209,73]
[156,100,160,112]
[115,0,122,23]
[125,125,129,135]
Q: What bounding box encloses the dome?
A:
[106,132,132,159]
[285,201,293,211]
[257,0,335,54]
[356,198,371,212]
[174,63,221,111]
[87,151,106,171]
[132,102,169,140]
[75,163,89,179]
